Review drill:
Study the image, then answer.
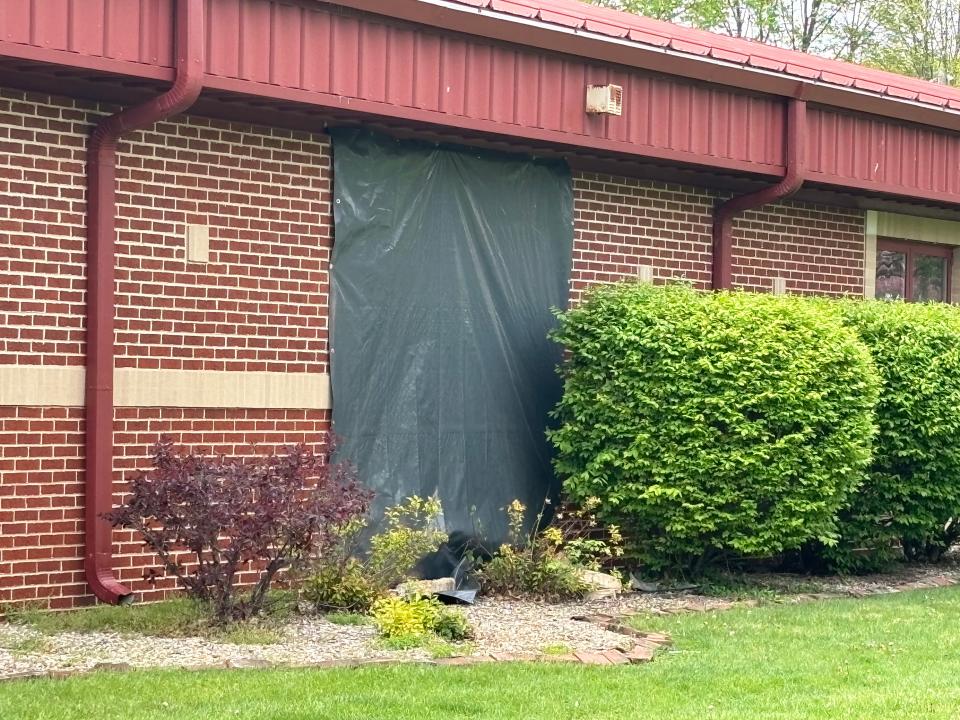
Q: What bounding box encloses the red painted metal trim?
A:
[331,0,960,134]
[202,75,784,178]
[804,171,960,208]
[712,99,807,290]
[0,40,174,81]
[84,0,204,605]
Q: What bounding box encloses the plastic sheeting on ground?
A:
[330,129,573,540]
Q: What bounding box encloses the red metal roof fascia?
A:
[328,0,960,133]
[203,74,782,176]
[447,0,960,109]
[804,170,960,208]
[0,40,174,82]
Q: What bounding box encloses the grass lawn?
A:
[4,587,960,719]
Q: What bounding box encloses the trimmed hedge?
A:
[549,283,879,573]
[819,300,960,571]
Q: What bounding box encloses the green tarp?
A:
[330,130,573,539]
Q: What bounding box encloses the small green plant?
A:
[368,496,447,588]
[425,639,475,659]
[303,495,447,616]
[433,607,473,642]
[379,634,427,651]
[324,612,373,626]
[478,499,619,602]
[371,595,442,640]
[303,560,383,614]
[370,593,473,647]
[540,643,573,656]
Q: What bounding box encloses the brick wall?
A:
[0,89,335,608]
[731,201,865,296]
[571,173,714,303]
[0,92,87,366]
[571,171,866,302]
[1,88,868,609]
[114,116,332,374]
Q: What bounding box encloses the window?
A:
[875,238,952,302]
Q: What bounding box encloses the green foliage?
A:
[5,599,210,637]
[302,495,445,616]
[550,284,879,574]
[324,612,373,627]
[3,597,295,643]
[477,500,602,601]
[370,593,472,645]
[370,595,438,640]
[816,300,960,571]
[433,608,474,642]
[368,496,447,589]
[302,560,383,614]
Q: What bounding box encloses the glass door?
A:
[876,238,952,302]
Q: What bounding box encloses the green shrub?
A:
[549,283,880,574]
[368,496,447,588]
[433,608,474,642]
[303,495,446,614]
[302,560,383,613]
[371,594,472,645]
[371,595,442,640]
[477,500,598,602]
[481,547,588,601]
[817,300,960,571]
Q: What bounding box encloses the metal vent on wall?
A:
[586,84,623,116]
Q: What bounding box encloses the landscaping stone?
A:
[601,650,631,665]
[579,570,622,601]
[395,578,457,596]
[573,651,612,665]
[622,646,656,663]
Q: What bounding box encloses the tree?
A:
[867,0,960,83]
[587,0,960,86]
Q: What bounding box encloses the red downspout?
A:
[712,98,808,290]
[85,0,204,604]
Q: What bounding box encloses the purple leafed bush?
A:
[106,435,372,622]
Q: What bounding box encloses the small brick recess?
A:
[2,86,868,609]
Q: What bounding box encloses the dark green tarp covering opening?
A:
[330,129,573,539]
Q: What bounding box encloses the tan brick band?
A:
[0,366,331,410]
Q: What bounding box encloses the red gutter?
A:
[712,99,807,290]
[84,0,204,604]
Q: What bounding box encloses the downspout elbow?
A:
[712,98,808,290]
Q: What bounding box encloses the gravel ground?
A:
[2,562,958,679]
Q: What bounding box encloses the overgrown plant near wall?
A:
[107,436,372,622]
[549,283,880,575]
[811,300,960,572]
[478,498,623,601]
[303,496,447,613]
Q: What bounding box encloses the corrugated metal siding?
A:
[7,0,960,204]
[808,106,960,200]
[0,0,174,65]
[201,0,784,170]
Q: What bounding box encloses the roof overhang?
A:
[329,0,960,133]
